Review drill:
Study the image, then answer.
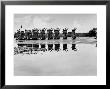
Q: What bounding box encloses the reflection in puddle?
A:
[14,38,97,76]
[55,44,60,51]
[14,43,79,55]
[63,44,68,51]
[14,43,97,55]
[48,44,53,51]
[14,37,97,55]
[72,44,77,51]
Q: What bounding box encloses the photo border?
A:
[1,1,110,89]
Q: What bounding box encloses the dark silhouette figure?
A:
[88,28,97,37]
[14,29,21,40]
[40,44,47,52]
[47,29,53,40]
[54,28,60,39]
[26,30,32,40]
[71,28,77,40]
[32,29,39,40]
[48,44,53,51]
[40,29,46,40]
[41,44,45,48]
[72,44,77,51]
[63,44,68,51]
[55,44,60,51]
[19,31,25,40]
[63,28,68,39]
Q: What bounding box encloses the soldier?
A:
[25,29,28,40]
[27,30,32,40]
[16,29,21,40]
[47,29,53,40]
[32,29,39,40]
[19,31,25,40]
[54,28,60,39]
[63,28,68,39]
[40,28,46,40]
[71,28,77,40]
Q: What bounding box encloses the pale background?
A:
[14,14,96,33]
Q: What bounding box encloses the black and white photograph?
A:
[14,14,97,76]
[2,1,107,86]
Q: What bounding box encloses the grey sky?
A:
[14,14,97,33]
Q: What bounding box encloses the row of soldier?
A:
[14,27,77,40]
[14,43,77,55]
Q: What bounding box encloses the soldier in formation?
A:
[14,26,78,40]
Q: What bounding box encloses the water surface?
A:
[14,37,97,76]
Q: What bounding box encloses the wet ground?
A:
[14,37,97,76]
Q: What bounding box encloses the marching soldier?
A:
[63,28,68,39]
[72,28,77,40]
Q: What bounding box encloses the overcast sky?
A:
[14,14,97,33]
